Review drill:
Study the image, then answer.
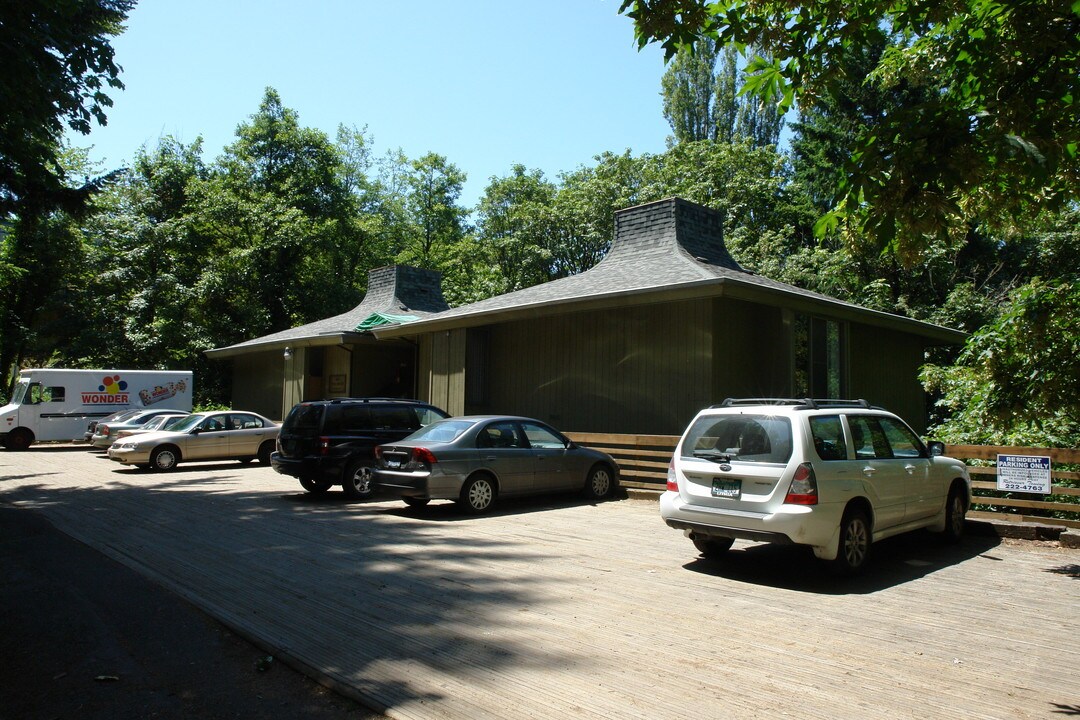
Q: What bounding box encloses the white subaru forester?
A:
[660,399,972,574]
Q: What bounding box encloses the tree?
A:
[660,42,784,147]
[660,40,721,144]
[620,0,1080,255]
[397,153,468,268]
[921,277,1080,447]
[475,165,558,293]
[192,88,356,340]
[0,0,134,219]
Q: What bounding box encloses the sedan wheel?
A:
[459,475,495,514]
[583,464,613,500]
[150,446,179,472]
[341,464,375,500]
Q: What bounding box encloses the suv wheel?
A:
[341,463,374,500]
[832,509,871,575]
[299,476,332,495]
[942,487,966,543]
[691,534,735,558]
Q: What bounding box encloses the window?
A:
[847,416,892,459]
[681,415,792,464]
[478,421,524,449]
[794,315,845,398]
[878,417,925,458]
[521,422,566,449]
[809,415,847,460]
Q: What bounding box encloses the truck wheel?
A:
[4,428,33,451]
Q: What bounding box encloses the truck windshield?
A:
[11,380,29,405]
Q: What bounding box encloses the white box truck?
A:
[0,369,193,449]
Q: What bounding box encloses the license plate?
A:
[711,478,741,499]
[386,460,401,469]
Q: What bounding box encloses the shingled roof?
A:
[372,198,965,344]
[206,265,448,358]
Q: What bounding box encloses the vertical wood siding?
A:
[231,351,285,420]
[848,323,928,433]
[472,299,715,435]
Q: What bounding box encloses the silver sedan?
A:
[372,415,619,513]
[107,410,279,471]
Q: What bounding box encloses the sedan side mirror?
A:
[927,441,946,457]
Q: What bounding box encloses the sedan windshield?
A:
[168,414,208,433]
[404,419,475,444]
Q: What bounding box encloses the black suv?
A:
[271,398,449,499]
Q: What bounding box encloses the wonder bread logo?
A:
[81,375,129,405]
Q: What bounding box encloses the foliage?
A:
[921,277,1080,447]
[0,0,134,219]
[661,41,784,147]
[620,0,1080,257]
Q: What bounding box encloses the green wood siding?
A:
[712,299,789,399]
[469,299,715,434]
[232,351,286,421]
[848,323,928,433]
[427,329,466,416]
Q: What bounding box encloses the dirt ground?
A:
[0,505,381,720]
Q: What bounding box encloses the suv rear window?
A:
[283,404,324,432]
[681,414,792,464]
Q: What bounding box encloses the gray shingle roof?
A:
[371,198,966,344]
[205,265,448,357]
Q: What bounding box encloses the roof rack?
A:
[326,397,424,404]
[712,398,875,410]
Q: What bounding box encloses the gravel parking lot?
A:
[3,445,1078,719]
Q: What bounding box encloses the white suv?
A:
[660,399,971,574]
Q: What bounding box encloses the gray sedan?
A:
[372,416,619,513]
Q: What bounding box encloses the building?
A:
[208,198,965,434]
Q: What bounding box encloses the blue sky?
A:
[68,0,673,208]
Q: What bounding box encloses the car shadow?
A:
[681,527,1003,594]
[370,490,626,521]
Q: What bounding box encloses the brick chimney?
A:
[610,198,743,272]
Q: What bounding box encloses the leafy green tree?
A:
[397,152,468,268]
[660,42,784,147]
[71,137,208,364]
[660,40,721,144]
[621,0,1080,255]
[192,88,355,342]
[0,146,97,385]
[921,277,1080,447]
[0,0,134,219]
[475,165,558,292]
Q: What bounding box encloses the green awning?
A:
[355,312,421,332]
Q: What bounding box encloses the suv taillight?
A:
[317,436,331,455]
[784,462,818,505]
[666,458,678,491]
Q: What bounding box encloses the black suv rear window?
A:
[681,414,792,464]
[283,404,324,432]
